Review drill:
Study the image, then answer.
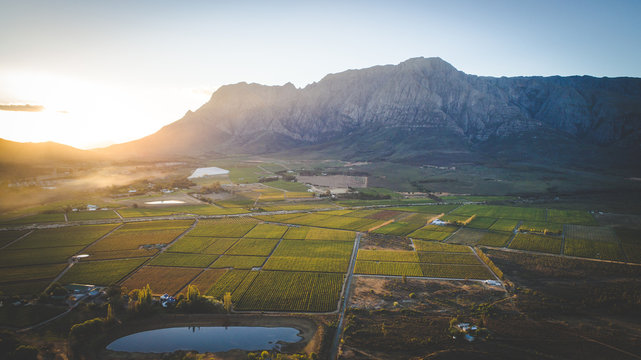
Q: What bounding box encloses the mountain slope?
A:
[104,57,641,169]
[0,138,97,165]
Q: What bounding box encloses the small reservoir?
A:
[106,326,302,353]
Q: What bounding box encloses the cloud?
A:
[0,104,45,112]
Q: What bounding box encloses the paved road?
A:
[329,232,362,360]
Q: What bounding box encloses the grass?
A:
[564,238,625,261]
[210,255,267,269]
[225,238,279,256]
[242,223,288,239]
[7,224,118,249]
[61,258,147,285]
[235,271,343,312]
[122,266,202,295]
[149,253,218,267]
[262,256,349,273]
[509,233,562,254]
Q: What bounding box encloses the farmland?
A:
[509,233,563,254]
[6,224,118,249]
[235,271,343,312]
[210,255,267,269]
[149,253,218,267]
[61,258,147,285]
[122,266,202,295]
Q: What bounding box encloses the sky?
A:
[1,0,640,149]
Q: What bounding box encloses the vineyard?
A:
[7,224,118,249]
[149,253,218,267]
[61,258,147,285]
[564,238,625,261]
[509,233,562,254]
[488,219,519,232]
[354,261,423,276]
[226,238,279,256]
[122,266,202,296]
[262,256,349,273]
[235,271,343,312]
[477,232,512,247]
[210,255,267,269]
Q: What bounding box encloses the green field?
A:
[509,233,562,254]
[519,221,563,234]
[416,252,482,265]
[547,209,596,225]
[204,238,240,254]
[205,269,250,299]
[444,228,486,246]
[61,258,147,285]
[409,226,456,241]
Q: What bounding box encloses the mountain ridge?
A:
[101,57,641,169]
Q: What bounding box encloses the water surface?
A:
[107,326,302,353]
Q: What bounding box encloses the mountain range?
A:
[3,57,640,173]
[102,57,641,171]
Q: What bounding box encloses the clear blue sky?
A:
[1,0,640,148]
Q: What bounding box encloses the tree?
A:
[187,285,200,302]
[106,304,115,323]
[224,292,232,312]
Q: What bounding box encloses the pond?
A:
[106,326,302,353]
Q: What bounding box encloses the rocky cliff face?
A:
[106,57,641,167]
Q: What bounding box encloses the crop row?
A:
[235,271,343,312]
[263,256,349,273]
